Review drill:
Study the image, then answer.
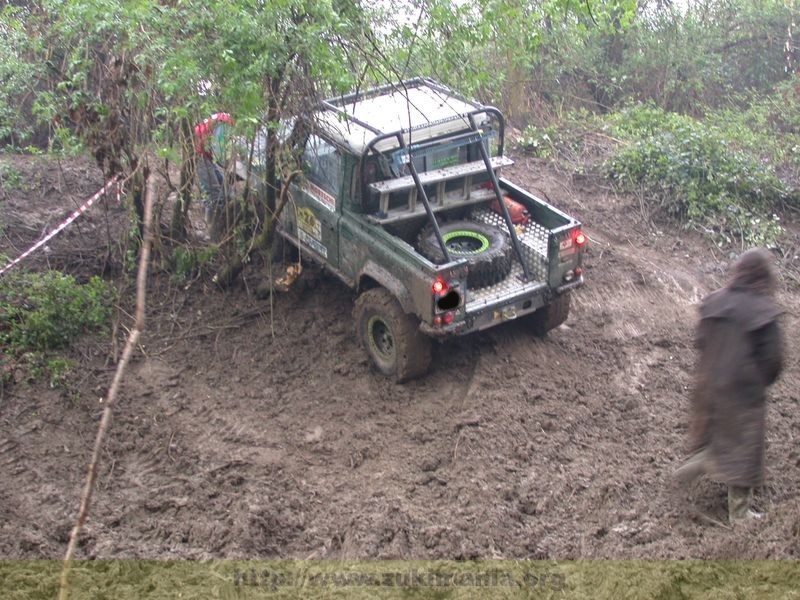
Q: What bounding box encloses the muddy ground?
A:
[1,151,799,561]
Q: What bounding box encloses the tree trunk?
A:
[128,157,148,240]
[265,77,281,214]
[170,118,194,242]
[213,171,298,289]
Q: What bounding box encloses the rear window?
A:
[389,129,497,177]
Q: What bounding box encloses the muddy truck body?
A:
[274,78,587,381]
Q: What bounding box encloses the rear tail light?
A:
[574,230,587,247]
[433,311,457,327]
[563,266,584,283]
[433,278,461,314]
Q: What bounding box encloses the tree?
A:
[3,0,381,278]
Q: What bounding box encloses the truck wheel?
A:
[354,288,431,383]
[527,292,570,336]
[417,220,512,288]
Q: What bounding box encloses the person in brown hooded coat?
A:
[676,248,784,522]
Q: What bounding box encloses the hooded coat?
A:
[688,249,784,488]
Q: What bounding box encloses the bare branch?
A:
[58,171,155,600]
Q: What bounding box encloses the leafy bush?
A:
[27,355,73,388]
[516,110,606,163]
[0,161,24,190]
[49,126,85,156]
[705,83,800,171]
[0,6,45,146]
[605,104,695,140]
[606,107,788,245]
[170,245,218,283]
[0,271,115,353]
[517,125,555,158]
[606,106,789,247]
[527,0,792,119]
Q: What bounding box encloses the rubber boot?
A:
[728,486,761,522]
[674,448,709,485]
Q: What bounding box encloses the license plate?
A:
[559,237,573,250]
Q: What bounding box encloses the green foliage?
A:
[0,271,115,388]
[36,0,365,128]
[605,103,695,139]
[517,125,556,158]
[383,0,638,112]
[606,106,789,246]
[0,7,45,145]
[170,245,218,283]
[705,82,800,173]
[0,161,24,190]
[50,126,85,157]
[0,271,115,354]
[1,0,792,152]
[529,0,794,119]
[27,355,73,388]
[515,109,609,165]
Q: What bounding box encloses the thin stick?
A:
[57,172,155,600]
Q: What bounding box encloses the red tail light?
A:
[574,230,587,247]
[432,279,447,295]
[443,311,455,325]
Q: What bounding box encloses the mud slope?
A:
[1,153,798,559]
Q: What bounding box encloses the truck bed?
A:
[373,177,576,312]
[465,207,550,309]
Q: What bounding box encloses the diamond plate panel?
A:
[471,209,549,273]
[464,208,552,308]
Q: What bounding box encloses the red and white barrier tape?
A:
[0,175,121,277]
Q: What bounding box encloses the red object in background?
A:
[194,112,234,158]
[491,195,530,225]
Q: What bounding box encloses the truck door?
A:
[291,134,342,268]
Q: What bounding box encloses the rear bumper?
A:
[555,275,585,294]
[420,276,583,338]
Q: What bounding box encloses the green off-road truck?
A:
[274,78,586,381]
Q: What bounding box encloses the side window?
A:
[360,158,382,213]
[304,135,342,197]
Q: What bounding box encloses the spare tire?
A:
[417,220,513,288]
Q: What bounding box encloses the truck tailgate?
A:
[462,179,583,313]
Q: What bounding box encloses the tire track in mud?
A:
[107,278,490,559]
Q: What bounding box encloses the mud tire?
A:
[527,292,571,336]
[417,220,512,288]
[354,288,431,383]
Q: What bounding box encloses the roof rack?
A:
[315,78,497,156]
